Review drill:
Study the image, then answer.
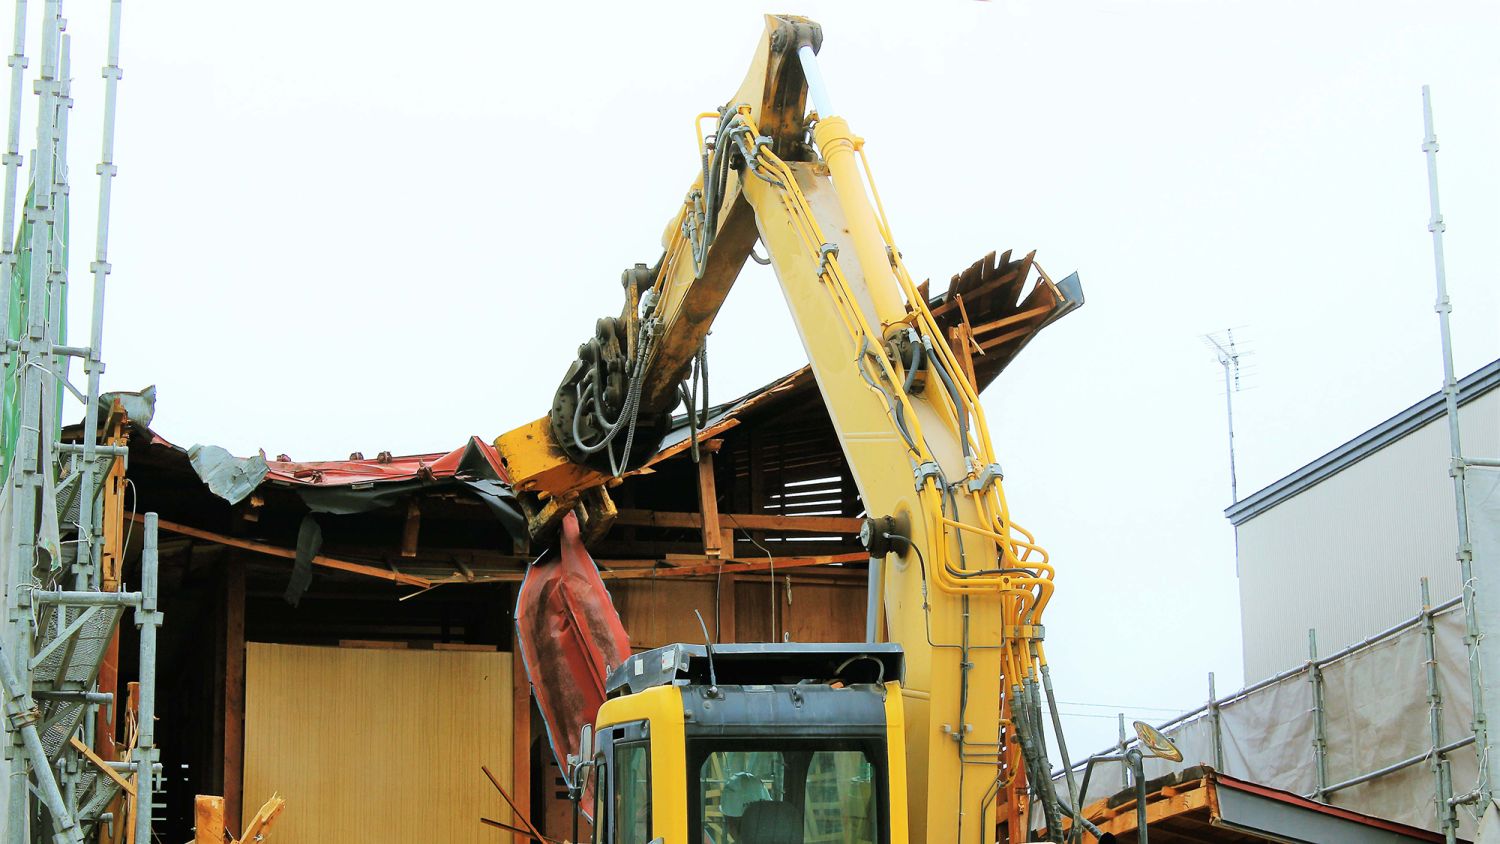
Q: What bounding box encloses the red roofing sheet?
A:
[263,436,509,487]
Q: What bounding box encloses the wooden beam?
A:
[401,498,421,558]
[223,557,246,834]
[696,441,725,558]
[636,418,742,473]
[132,513,430,587]
[1078,777,1212,836]
[948,324,978,393]
[193,795,225,844]
[69,736,133,794]
[968,303,1053,338]
[614,509,862,535]
[96,409,129,763]
[599,552,866,581]
[977,325,1037,353]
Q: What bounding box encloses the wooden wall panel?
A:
[610,580,721,650]
[609,578,866,648]
[735,580,865,643]
[243,643,513,843]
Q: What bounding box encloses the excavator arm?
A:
[497,15,1084,844]
[496,15,822,502]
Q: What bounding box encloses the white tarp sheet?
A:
[1052,465,1500,839]
[1060,597,1483,838]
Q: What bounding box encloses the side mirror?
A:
[567,724,595,794]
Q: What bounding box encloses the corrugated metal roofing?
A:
[263,436,510,487]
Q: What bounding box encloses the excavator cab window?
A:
[614,742,652,844]
[691,739,885,844]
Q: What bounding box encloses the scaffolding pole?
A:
[1421,578,1459,843]
[1308,629,1328,801]
[74,0,121,600]
[0,1,141,840]
[1421,83,1494,812]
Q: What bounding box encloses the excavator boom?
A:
[499,16,1084,844]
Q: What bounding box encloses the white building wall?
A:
[1236,388,1500,681]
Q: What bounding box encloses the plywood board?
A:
[243,643,514,843]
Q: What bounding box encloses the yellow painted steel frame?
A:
[734,109,1055,844]
[597,686,689,844]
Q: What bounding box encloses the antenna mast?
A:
[1205,329,1244,505]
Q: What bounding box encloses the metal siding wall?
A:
[243,643,515,844]
[1237,390,1499,681]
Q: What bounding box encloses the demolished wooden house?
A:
[90,250,1074,842]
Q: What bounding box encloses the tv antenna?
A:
[1203,328,1247,504]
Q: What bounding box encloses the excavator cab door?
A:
[585,717,661,844]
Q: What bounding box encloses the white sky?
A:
[28,1,1500,756]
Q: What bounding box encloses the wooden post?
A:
[948,324,979,392]
[696,441,725,558]
[511,634,531,833]
[95,410,129,761]
[194,795,225,844]
[223,558,246,833]
[401,498,422,558]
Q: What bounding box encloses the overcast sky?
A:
[29,1,1500,755]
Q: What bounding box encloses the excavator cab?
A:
[573,644,910,844]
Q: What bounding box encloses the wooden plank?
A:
[600,552,866,581]
[68,736,133,794]
[338,639,409,650]
[193,795,224,844]
[243,644,514,843]
[96,410,129,763]
[697,443,724,558]
[977,325,1037,353]
[133,513,430,587]
[948,324,979,393]
[1084,778,1212,836]
[634,418,742,475]
[224,558,246,834]
[613,509,861,535]
[238,792,286,841]
[968,303,1054,338]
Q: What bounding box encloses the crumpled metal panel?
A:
[99,385,156,428]
[187,443,269,505]
[515,512,630,778]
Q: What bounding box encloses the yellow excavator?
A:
[495,15,1089,844]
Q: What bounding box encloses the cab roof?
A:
[607,642,904,696]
